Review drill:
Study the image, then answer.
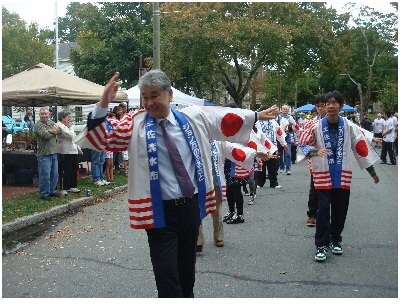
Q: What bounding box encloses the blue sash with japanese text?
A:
[321,116,344,188]
[145,110,206,228]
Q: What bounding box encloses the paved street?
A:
[2,156,398,299]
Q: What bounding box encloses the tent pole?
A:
[54,97,58,122]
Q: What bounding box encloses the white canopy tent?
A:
[125,84,205,109]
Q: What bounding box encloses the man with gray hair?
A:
[77,69,278,297]
[34,107,62,200]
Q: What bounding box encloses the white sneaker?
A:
[67,188,80,193]
[286,171,291,175]
[275,185,282,189]
[101,180,110,185]
[94,180,104,186]
[60,190,68,196]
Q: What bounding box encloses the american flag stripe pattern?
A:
[127,188,217,229]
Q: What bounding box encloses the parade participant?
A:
[298,90,380,262]
[76,69,278,297]
[256,105,287,189]
[197,137,273,251]
[299,94,327,227]
[277,104,297,175]
[34,107,62,200]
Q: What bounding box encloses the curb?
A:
[2,185,128,236]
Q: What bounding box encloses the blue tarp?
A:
[204,100,219,106]
[341,104,357,112]
[294,104,315,113]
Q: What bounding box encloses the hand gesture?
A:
[316,148,331,157]
[49,124,58,135]
[258,105,278,121]
[99,72,121,108]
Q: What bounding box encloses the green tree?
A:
[337,3,398,118]
[160,2,347,107]
[2,7,53,79]
[65,2,153,88]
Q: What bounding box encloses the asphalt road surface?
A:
[2,155,398,300]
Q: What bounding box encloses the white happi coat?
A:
[298,117,379,190]
[76,105,257,229]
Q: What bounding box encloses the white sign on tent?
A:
[125,85,205,109]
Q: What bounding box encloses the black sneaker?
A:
[330,242,343,255]
[40,195,51,201]
[49,192,62,197]
[223,211,235,222]
[226,214,245,224]
[380,160,387,164]
[315,246,329,262]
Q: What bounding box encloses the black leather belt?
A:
[164,196,193,206]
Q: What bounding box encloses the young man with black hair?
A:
[299,90,380,262]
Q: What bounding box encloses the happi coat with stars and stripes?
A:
[298,116,379,190]
[75,104,258,230]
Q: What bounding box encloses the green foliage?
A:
[62,2,153,88]
[2,6,54,79]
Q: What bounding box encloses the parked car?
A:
[73,120,87,133]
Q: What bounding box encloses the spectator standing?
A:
[112,105,123,171]
[88,113,110,186]
[373,113,384,148]
[34,107,62,200]
[24,108,35,131]
[56,110,82,195]
[299,90,380,262]
[393,112,398,156]
[380,111,396,165]
[360,113,373,132]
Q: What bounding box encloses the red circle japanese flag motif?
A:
[221,113,243,137]
[355,139,368,157]
[232,148,246,162]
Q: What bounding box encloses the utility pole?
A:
[153,2,160,70]
[277,68,282,108]
[55,2,59,70]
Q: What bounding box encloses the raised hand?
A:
[99,72,121,108]
[258,105,278,121]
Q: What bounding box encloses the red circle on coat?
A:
[221,113,243,137]
[356,139,369,157]
[232,148,247,162]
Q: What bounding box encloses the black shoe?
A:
[223,211,235,222]
[40,195,51,201]
[388,162,396,165]
[226,214,245,224]
[380,161,387,164]
[49,192,62,197]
